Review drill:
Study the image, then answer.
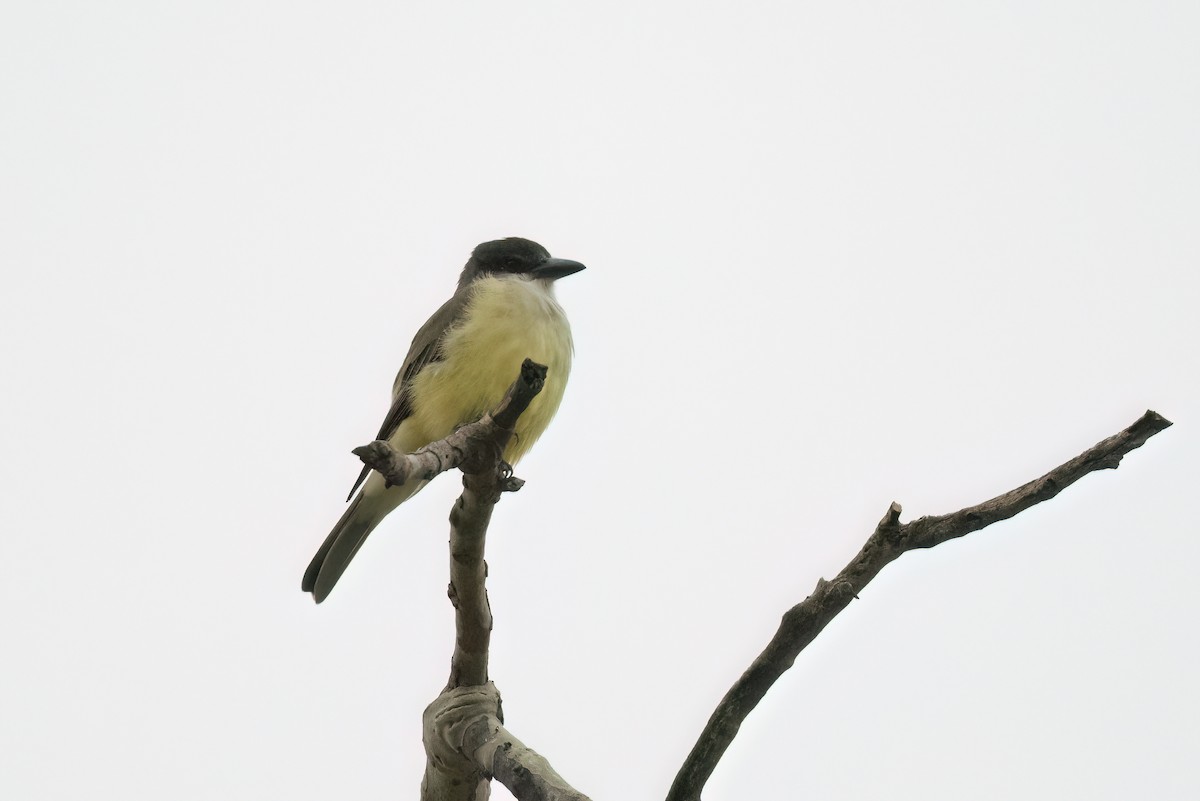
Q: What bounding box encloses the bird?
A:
[302,237,585,603]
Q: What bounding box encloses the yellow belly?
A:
[395,275,574,464]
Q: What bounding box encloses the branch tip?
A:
[351,440,389,464]
[491,359,549,431]
[878,502,903,529]
[1142,409,1172,429]
[520,357,548,389]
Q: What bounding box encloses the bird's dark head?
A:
[458,237,586,290]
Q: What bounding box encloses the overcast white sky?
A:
[2,2,1198,799]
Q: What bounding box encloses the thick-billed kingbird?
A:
[302,237,585,603]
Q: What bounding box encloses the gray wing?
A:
[344,289,474,501]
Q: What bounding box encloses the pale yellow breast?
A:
[397,275,574,463]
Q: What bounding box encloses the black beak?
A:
[530,257,586,281]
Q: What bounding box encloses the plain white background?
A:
[2,2,1197,799]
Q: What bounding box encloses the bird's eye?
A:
[503,257,521,270]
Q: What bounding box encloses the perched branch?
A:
[444,452,501,693]
[666,410,1172,801]
[418,360,592,801]
[442,358,547,692]
[353,359,547,490]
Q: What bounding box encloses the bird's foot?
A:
[498,461,524,493]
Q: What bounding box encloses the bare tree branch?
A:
[413,360,593,801]
[441,358,548,693]
[666,409,1173,801]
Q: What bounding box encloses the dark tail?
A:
[302,494,382,603]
